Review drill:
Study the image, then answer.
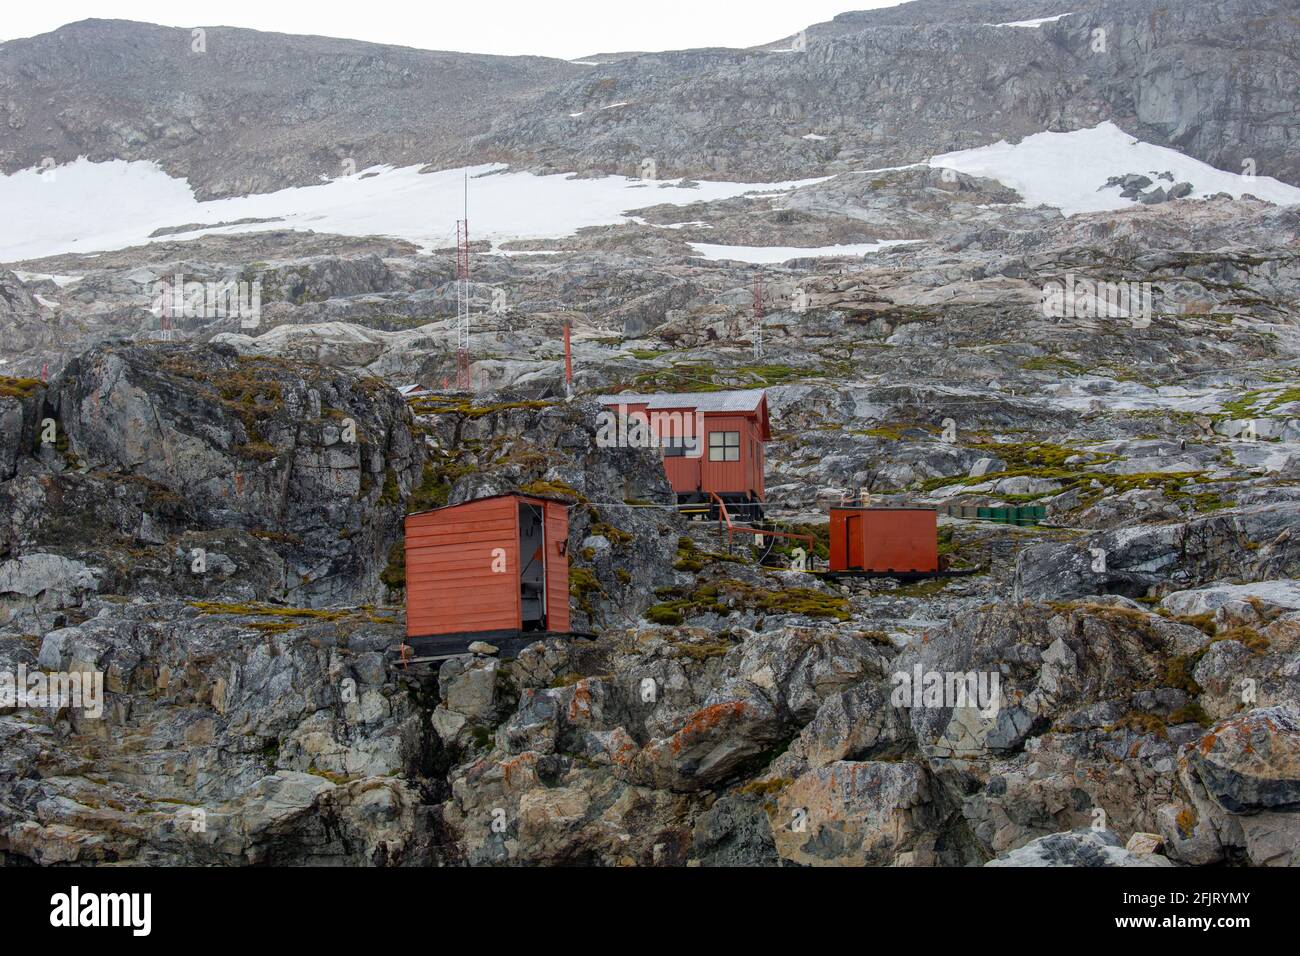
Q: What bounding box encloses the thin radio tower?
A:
[752,276,764,359]
[455,173,472,391]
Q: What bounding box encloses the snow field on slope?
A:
[929,122,1300,216]
[0,159,827,262]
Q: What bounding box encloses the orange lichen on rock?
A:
[500,752,540,791]
[568,679,595,723]
[668,701,751,756]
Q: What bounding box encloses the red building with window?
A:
[597,390,770,518]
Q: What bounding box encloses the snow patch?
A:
[689,239,920,264]
[0,158,827,262]
[995,13,1074,27]
[13,271,82,287]
[929,123,1300,216]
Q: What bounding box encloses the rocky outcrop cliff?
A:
[4,358,1299,866]
[1,344,425,618]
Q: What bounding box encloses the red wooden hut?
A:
[404,493,570,640]
[597,389,770,518]
[828,507,939,574]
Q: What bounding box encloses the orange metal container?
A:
[828,507,938,573]
[404,494,570,638]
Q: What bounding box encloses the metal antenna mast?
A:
[455,173,472,391]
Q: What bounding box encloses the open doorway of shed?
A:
[519,502,547,631]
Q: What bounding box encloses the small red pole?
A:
[41,363,48,383]
[563,321,573,398]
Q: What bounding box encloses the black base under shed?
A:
[394,629,596,665]
[811,567,984,582]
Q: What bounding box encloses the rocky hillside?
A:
[1,0,1299,868]
[4,315,1300,864]
[0,19,580,198]
[4,0,1297,195]
[482,0,1299,184]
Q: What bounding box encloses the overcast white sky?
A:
[0,1,909,59]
